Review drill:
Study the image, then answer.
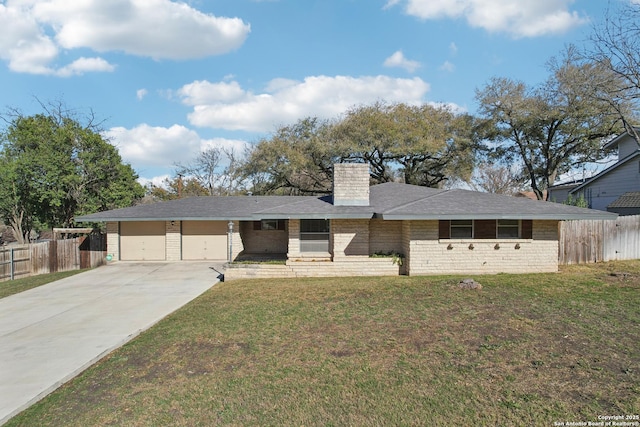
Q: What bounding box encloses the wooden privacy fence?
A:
[0,234,106,281]
[559,215,640,265]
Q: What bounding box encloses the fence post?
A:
[10,248,14,281]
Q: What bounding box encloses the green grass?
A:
[0,269,87,299]
[6,261,640,426]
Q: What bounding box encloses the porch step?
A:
[224,258,401,280]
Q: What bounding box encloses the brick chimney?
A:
[332,163,370,206]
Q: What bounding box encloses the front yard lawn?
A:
[0,270,86,300]
[6,261,640,426]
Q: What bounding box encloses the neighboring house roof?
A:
[75,182,617,223]
[569,151,640,194]
[607,192,640,209]
[547,180,583,192]
[603,127,640,150]
[513,190,547,200]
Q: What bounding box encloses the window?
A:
[497,219,520,238]
[450,220,473,238]
[440,219,533,239]
[253,219,285,231]
[300,219,330,252]
[261,219,279,230]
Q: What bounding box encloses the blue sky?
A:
[0,0,621,185]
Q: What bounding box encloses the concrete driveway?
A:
[0,262,222,425]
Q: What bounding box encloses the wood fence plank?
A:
[559,214,640,265]
[1,235,106,282]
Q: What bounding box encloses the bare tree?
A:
[585,2,640,141]
[468,163,527,195]
[175,147,223,196]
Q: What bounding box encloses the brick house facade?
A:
[77,163,616,278]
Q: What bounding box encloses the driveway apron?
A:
[0,262,221,425]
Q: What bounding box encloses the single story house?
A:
[76,164,616,278]
[548,129,640,213]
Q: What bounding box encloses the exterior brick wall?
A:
[333,163,370,206]
[532,220,558,240]
[239,221,288,254]
[225,257,400,280]
[402,220,560,275]
[332,219,370,258]
[287,219,301,258]
[165,221,181,261]
[106,221,119,261]
[370,219,403,254]
[230,221,244,261]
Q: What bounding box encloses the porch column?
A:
[106,221,120,261]
[287,219,301,258]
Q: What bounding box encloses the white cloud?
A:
[383,50,421,73]
[137,174,171,188]
[136,89,148,100]
[56,57,115,77]
[104,124,249,177]
[389,0,588,37]
[0,0,250,75]
[105,124,203,170]
[440,60,455,72]
[179,80,247,105]
[178,75,431,132]
[449,42,458,55]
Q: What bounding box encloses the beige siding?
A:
[182,221,228,260]
[120,221,166,261]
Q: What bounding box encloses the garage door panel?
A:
[120,222,166,261]
[182,221,227,260]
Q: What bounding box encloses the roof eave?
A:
[379,213,618,221]
[75,213,375,222]
[74,216,256,222]
[570,151,640,194]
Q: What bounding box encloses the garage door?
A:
[120,222,166,261]
[182,221,228,260]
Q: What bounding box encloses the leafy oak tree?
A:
[240,102,477,194]
[476,52,627,200]
[333,102,476,187]
[0,106,144,243]
[240,117,347,195]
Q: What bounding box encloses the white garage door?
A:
[120,222,166,261]
[182,221,228,260]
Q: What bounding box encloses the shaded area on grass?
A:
[0,270,87,299]
[6,261,640,426]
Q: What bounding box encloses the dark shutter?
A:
[253,221,261,231]
[522,220,533,239]
[277,220,286,230]
[439,220,451,239]
[475,220,496,239]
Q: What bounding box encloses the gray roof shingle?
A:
[75,181,617,222]
[607,192,640,209]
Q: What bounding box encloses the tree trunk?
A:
[9,208,26,244]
